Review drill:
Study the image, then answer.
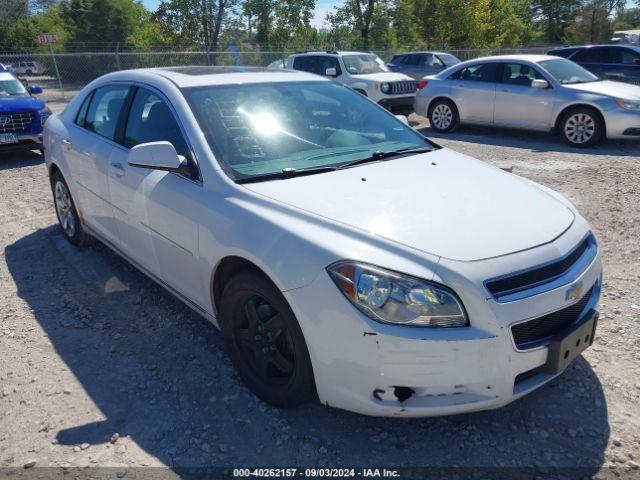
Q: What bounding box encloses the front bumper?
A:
[284,228,603,417]
[0,133,43,153]
[378,96,415,115]
[603,107,640,139]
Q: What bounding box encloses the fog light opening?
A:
[393,386,415,402]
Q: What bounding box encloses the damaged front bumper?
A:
[284,247,602,417]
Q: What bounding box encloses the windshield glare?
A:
[184,81,430,181]
[342,54,389,75]
[539,58,599,84]
[0,76,27,96]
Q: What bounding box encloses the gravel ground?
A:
[1,101,639,479]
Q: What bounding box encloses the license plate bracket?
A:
[0,133,19,144]
[542,310,598,374]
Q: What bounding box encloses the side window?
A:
[84,85,130,141]
[293,56,340,76]
[401,55,420,66]
[422,54,443,67]
[608,48,640,64]
[501,63,543,86]
[451,63,498,83]
[124,88,190,159]
[573,47,606,63]
[75,92,93,127]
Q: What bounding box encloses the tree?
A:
[532,0,583,43]
[155,0,233,49]
[327,0,380,49]
[60,0,149,45]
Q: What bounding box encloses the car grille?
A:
[0,111,34,133]
[511,285,594,350]
[485,234,595,300]
[390,80,418,95]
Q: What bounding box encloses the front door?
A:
[493,63,556,130]
[107,86,208,309]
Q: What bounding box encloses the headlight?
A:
[39,107,52,126]
[380,82,391,94]
[615,98,640,111]
[327,261,468,327]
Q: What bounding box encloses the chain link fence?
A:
[1,46,557,101]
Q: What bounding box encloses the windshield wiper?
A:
[236,165,338,184]
[337,147,432,170]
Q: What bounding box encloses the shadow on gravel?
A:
[5,226,610,473]
[417,124,640,157]
[0,150,44,171]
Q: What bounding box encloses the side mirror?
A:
[127,141,189,175]
[325,67,338,77]
[395,114,409,126]
[532,79,549,89]
[28,85,43,94]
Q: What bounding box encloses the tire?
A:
[428,98,459,133]
[50,171,91,246]
[560,107,604,147]
[219,272,316,407]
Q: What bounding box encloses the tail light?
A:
[417,80,428,90]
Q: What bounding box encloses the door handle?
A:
[110,162,126,177]
[500,88,510,92]
[62,138,72,146]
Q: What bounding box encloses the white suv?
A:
[286,51,417,115]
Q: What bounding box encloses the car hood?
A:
[0,95,44,112]
[243,149,575,261]
[563,80,640,100]
[352,72,415,82]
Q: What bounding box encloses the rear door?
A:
[448,62,499,124]
[65,84,130,246]
[493,62,556,130]
[107,85,209,309]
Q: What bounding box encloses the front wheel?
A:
[219,272,316,407]
[428,99,459,133]
[560,107,604,147]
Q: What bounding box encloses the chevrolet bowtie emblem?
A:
[565,281,583,302]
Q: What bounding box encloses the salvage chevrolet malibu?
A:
[44,67,602,417]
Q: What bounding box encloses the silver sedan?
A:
[413,54,640,147]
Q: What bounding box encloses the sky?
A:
[140,0,340,28]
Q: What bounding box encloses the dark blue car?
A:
[0,70,51,154]
[547,44,640,85]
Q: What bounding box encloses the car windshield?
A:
[183,81,432,182]
[0,74,28,96]
[538,58,600,84]
[438,53,461,66]
[342,54,389,75]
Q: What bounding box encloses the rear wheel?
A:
[219,272,316,407]
[50,171,91,246]
[560,107,604,147]
[428,99,459,133]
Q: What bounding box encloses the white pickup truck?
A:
[286,51,417,115]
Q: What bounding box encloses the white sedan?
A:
[44,66,602,417]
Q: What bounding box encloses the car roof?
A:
[291,51,372,56]
[550,44,639,50]
[468,54,560,62]
[0,72,18,81]
[93,66,328,88]
[392,51,456,56]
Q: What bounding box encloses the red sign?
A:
[38,34,58,44]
